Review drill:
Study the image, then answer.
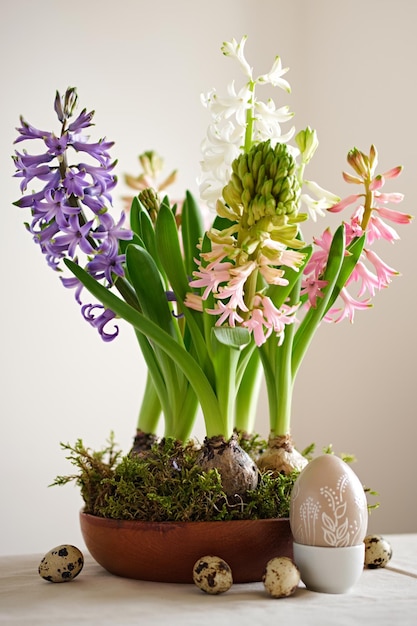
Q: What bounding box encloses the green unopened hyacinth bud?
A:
[138,187,161,224]
[222,140,300,229]
[295,126,318,164]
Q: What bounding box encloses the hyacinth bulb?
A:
[197,434,258,499]
[289,454,368,548]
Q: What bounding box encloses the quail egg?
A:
[364,534,392,568]
[262,556,300,598]
[38,544,84,583]
[192,555,233,594]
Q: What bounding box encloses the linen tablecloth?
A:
[1,534,416,625]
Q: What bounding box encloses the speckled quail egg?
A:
[262,556,300,598]
[38,544,84,583]
[192,555,233,594]
[364,535,392,568]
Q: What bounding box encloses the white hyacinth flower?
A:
[221,36,253,80]
[257,54,291,92]
[200,36,294,209]
[300,180,341,221]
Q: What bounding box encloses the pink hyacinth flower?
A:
[364,249,399,288]
[325,288,372,324]
[206,301,244,327]
[300,277,328,308]
[189,256,233,299]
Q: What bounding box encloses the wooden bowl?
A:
[80,512,293,583]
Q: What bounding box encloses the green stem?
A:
[243,81,255,153]
[172,385,198,442]
[211,341,240,439]
[65,259,226,435]
[234,348,262,433]
[137,372,161,434]
[133,329,172,427]
[273,274,302,436]
[360,180,373,231]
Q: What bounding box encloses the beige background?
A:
[1,0,415,555]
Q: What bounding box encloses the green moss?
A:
[53,434,379,520]
[52,435,297,522]
[51,434,122,513]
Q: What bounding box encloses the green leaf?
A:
[119,232,143,255]
[211,214,235,232]
[64,259,225,433]
[129,196,142,238]
[155,201,211,377]
[292,225,346,377]
[155,201,189,298]
[139,204,158,260]
[324,234,366,315]
[129,198,166,282]
[181,190,204,278]
[267,245,313,310]
[126,244,176,338]
[212,326,251,349]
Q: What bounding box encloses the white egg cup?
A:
[293,542,365,594]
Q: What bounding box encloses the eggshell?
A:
[262,556,300,598]
[290,455,368,547]
[192,555,233,594]
[38,544,84,583]
[364,534,393,568]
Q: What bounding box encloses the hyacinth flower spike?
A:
[190,39,411,475]
[12,88,202,444]
[191,40,348,474]
[18,90,261,495]
[302,146,412,324]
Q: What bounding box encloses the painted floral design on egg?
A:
[290,455,368,547]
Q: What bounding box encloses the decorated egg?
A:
[38,544,84,583]
[290,455,368,547]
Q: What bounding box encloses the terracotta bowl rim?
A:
[80,510,290,528]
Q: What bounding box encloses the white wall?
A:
[1,0,416,556]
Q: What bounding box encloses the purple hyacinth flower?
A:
[13,150,54,168]
[13,158,53,193]
[87,251,126,284]
[93,212,132,256]
[81,303,119,341]
[79,161,117,197]
[71,139,114,165]
[32,187,80,227]
[14,116,50,143]
[67,108,94,133]
[30,219,60,248]
[44,133,69,157]
[52,214,95,258]
[63,167,87,199]
[61,275,84,304]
